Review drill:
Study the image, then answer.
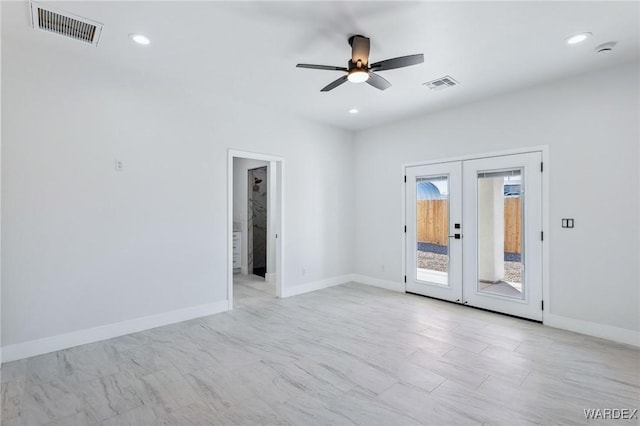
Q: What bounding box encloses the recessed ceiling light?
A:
[349,108,359,114]
[129,33,150,45]
[566,32,591,45]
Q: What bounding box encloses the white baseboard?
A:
[1,300,230,363]
[351,274,404,293]
[280,274,353,298]
[265,272,276,283]
[352,274,638,347]
[544,313,639,347]
[4,280,634,364]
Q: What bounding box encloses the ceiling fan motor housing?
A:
[348,34,366,47]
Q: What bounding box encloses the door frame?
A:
[228,149,285,309]
[401,145,549,321]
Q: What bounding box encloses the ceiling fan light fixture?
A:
[347,68,369,83]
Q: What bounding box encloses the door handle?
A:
[448,234,462,239]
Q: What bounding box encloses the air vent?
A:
[424,76,459,91]
[30,2,103,46]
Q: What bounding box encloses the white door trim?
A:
[402,145,549,168]
[228,149,285,309]
[402,145,549,322]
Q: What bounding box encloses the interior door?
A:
[405,162,462,302]
[462,152,542,320]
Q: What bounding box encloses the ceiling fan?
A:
[296,35,424,92]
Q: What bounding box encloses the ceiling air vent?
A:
[424,76,459,91]
[30,2,103,46]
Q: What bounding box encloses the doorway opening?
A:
[228,150,284,309]
[248,165,268,278]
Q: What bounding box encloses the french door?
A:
[405,152,543,321]
[406,162,463,302]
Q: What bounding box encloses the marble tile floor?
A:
[1,280,639,425]
[233,274,276,309]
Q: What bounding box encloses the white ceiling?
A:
[3,1,639,131]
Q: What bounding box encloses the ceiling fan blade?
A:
[350,35,370,65]
[297,64,348,71]
[370,54,424,71]
[321,75,348,92]
[366,72,392,91]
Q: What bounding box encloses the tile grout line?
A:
[427,377,448,395]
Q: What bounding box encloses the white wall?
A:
[353,61,640,336]
[233,158,269,275]
[1,39,354,352]
[2,27,636,358]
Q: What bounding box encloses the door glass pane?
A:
[476,169,524,299]
[416,176,449,286]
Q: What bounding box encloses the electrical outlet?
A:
[114,159,125,171]
[561,218,575,228]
